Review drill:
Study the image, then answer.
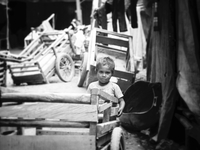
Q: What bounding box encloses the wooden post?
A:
[76,0,82,24]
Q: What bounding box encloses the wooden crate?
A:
[0,89,120,150]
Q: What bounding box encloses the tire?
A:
[56,53,75,82]
[110,127,126,150]
[77,52,88,87]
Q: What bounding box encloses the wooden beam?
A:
[0,103,98,122]
[97,120,119,137]
[1,93,91,104]
[91,89,118,104]
[98,103,112,113]
[0,119,89,128]
[96,35,129,47]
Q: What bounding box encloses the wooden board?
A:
[0,135,95,150]
[0,103,98,122]
[1,93,91,104]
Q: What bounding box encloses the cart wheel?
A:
[110,127,126,150]
[56,53,75,82]
[77,52,88,87]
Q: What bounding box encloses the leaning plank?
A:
[1,93,91,104]
[0,135,95,150]
[97,120,119,137]
[0,103,98,122]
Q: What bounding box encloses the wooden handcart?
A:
[6,29,75,85]
[78,27,136,93]
[0,14,77,86]
[0,89,125,150]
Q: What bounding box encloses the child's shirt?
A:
[87,81,123,99]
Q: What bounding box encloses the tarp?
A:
[176,0,200,122]
[143,0,200,141]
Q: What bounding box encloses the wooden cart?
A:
[7,29,75,85]
[0,89,125,150]
[78,27,136,93]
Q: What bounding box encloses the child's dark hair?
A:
[96,57,115,74]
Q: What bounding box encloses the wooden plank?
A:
[128,36,135,72]
[96,35,129,47]
[0,119,89,128]
[96,28,132,38]
[0,103,98,122]
[0,135,95,150]
[89,92,98,136]
[96,43,127,54]
[91,89,118,104]
[98,103,112,113]
[114,70,134,81]
[37,128,89,135]
[97,120,119,137]
[1,93,90,104]
[103,107,111,122]
[97,132,111,148]
[11,74,44,84]
[19,37,41,56]
[9,62,37,68]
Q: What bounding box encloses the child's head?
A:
[96,57,115,84]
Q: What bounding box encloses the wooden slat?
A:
[96,35,129,47]
[11,73,44,84]
[89,91,99,136]
[98,103,112,113]
[91,89,118,104]
[114,69,134,81]
[37,128,89,135]
[0,119,89,128]
[97,132,111,148]
[97,120,119,137]
[1,93,90,104]
[0,135,95,150]
[96,28,132,38]
[96,43,127,54]
[103,107,111,123]
[0,103,98,122]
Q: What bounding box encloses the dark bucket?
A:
[119,81,162,131]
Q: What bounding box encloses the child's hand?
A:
[118,107,123,116]
[118,98,125,116]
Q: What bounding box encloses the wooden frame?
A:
[0,89,120,150]
[85,27,136,92]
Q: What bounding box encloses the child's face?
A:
[97,65,112,84]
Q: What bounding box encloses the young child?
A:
[87,56,125,116]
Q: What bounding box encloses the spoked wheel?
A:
[56,53,75,82]
[77,52,88,87]
[110,127,126,150]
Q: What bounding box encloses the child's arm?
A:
[118,97,125,116]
